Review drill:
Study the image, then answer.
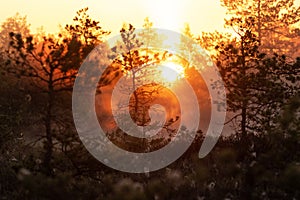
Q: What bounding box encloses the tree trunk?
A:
[43,67,54,176]
[257,0,261,44]
[240,37,248,139]
[241,103,247,138]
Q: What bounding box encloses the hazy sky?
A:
[0,0,228,35]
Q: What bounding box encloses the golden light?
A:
[145,0,184,31]
[160,62,185,82]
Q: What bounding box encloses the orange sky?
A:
[1,0,299,41]
[0,0,228,35]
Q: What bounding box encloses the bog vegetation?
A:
[0,1,300,199]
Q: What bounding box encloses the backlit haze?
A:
[0,0,228,35]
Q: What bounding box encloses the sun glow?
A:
[146,0,184,31]
[160,62,185,82]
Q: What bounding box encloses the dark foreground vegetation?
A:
[1,1,300,199]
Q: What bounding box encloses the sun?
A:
[160,62,185,82]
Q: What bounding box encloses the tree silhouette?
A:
[138,17,165,48]
[0,5,300,200]
[65,7,110,55]
[96,23,178,152]
[0,13,31,56]
[221,0,300,58]
[214,17,300,139]
[5,9,109,175]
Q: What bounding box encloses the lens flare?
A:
[160,62,185,82]
[72,29,227,173]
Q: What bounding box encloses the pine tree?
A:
[221,0,300,58]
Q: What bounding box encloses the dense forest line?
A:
[0,1,300,199]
